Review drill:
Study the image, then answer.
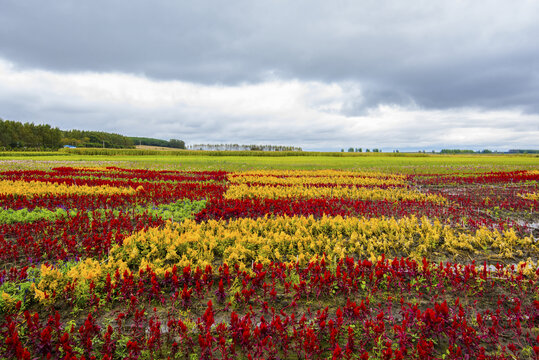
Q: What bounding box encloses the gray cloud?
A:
[2,1,539,112]
[1,61,537,151]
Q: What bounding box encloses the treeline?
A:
[61,148,429,157]
[440,149,507,154]
[188,144,302,151]
[129,137,186,149]
[0,119,62,150]
[440,149,476,154]
[62,130,134,149]
[0,118,186,150]
[508,149,539,154]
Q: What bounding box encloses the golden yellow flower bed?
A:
[518,192,539,201]
[225,184,446,203]
[110,215,535,272]
[0,180,137,196]
[30,215,538,304]
[225,170,445,202]
[228,170,406,186]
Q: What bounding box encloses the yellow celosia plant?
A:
[517,192,539,201]
[225,184,447,203]
[226,170,445,203]
[0,180,137,196]
[229,169,406,180]
[228,171,407,186]
[31,215,538,304]
[31,263,65,305]
[109,215,536,272]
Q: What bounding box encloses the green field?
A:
[0,150,538,173]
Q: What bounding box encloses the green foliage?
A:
[62,129,134,149]
[129,136,186,149]
[138,199,206,222]
[0,118,136,150]
[0,207,72,224]
[0,281,33,312]
[0,151,69,157]
[508,149,539,154]
[168,139,185,149]
[130,136,170,147]
[0,200,205,225]
[0,118,63,150]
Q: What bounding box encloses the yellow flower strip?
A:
[518,192,539,201]
[225,184,446,203]
[228,175,406,186]
[0,180,137,196]
[229,169,406,177]
[229,169,406,182]
[31,215,537,304]
[110,215,535,272]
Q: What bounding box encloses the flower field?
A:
[0,165,538,359]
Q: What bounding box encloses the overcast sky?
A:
[1,1,538,151]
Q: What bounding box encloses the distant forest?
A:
[188,144,302,151]
[129,137,185,149]
[0,118,185,150]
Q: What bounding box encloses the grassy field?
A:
[0,150,538,172]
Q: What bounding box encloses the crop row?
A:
[1,168,537,231]
[1,257,538,359]
[17,214,536,313]
[414,170,539,186]
[224,184,447,203]
[107,215,537,274]
[0,180,139,196]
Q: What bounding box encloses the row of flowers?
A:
[1,168,536,231]
[110,215,537,273]
[224,184,447,203]
[0,179,140,196]
[0,165,537,359]
[2,256,538,359]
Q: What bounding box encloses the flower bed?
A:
[0,166,538,359]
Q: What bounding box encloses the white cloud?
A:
[0,58,538,151]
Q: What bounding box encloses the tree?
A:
[169,139,186,149]
[0,118,63,149]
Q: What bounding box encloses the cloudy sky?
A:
[1,1,538,151]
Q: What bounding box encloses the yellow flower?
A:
[0,180,136,196]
